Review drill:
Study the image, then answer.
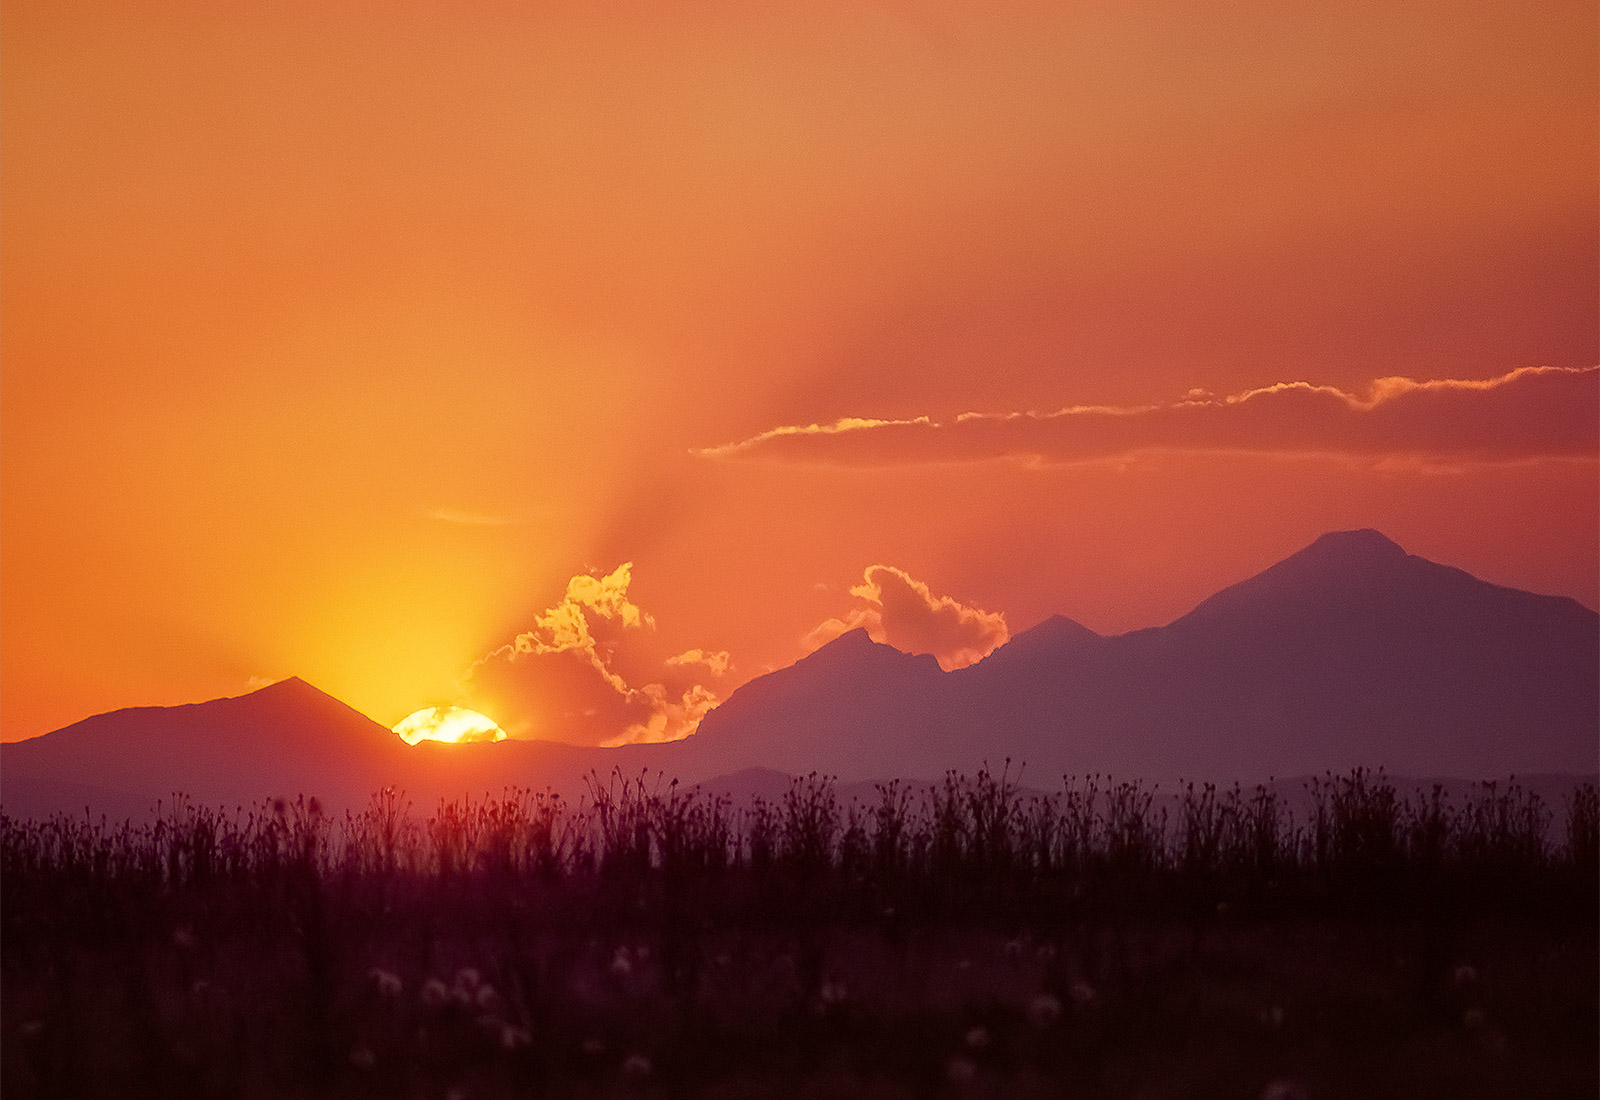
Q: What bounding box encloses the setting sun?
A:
[393,706,507,746]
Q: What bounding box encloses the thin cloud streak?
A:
[694,416,935,459]
[426,509,519,527]
[697,366,1599,469]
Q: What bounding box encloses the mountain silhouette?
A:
[676,629,947,780]
[0,678,409,819]
[4,530,1596,820]
[686,530,1599,782]
[0,676,675,820]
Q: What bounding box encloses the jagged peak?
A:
[793,627,943,671]
[801,627,899,658]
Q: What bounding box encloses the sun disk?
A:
[394,706,507,745]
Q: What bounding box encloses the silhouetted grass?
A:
[3,768,1596,1098]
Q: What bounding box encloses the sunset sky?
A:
[3,0,1595,744]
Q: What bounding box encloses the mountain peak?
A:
[1302,528,1407,561]
[795,627,945,670]
[805,627,945,672]
[218,675,345,713]
[964,612,1101,671]
[1173,529,1418,628]
[250,675,315,695]
[1020,614,1100,641]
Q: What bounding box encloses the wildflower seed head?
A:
[1026,993,1063,1029]
[451,968,483,1006]
[368,968,403,998]
[946,1055,978,1084]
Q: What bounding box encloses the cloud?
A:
[695,366,1599,468]
[426,508,518,527]
[467,563,721,746]
[666,648,733,676]
[489,562,654,668]
[806,565,1008,670]
[695,416,934,459]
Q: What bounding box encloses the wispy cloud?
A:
[694,416,935,459]
[666,648,733,676]
[426,508,519,527]
[806,565,1008,671]
[696,366,1598,469]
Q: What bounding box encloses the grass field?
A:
[4,768,1596,1098]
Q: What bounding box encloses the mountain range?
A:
[682,529,1597,783]
[3,530,1595,820]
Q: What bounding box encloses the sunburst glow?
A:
[393,706,507,746]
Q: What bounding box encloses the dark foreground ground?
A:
[4,771,1596,1098]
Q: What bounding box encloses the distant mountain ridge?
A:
[3,530,1595,820]
[684,530,1598,782]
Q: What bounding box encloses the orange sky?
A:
[3,0,1596,743]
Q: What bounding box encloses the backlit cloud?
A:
[697,366,1599,469]
[666,649,733,676]
[806,565,1008,671]
[468,563,720,746]
[697,416,934,459]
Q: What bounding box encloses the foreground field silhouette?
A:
[4,768,1596,1098]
